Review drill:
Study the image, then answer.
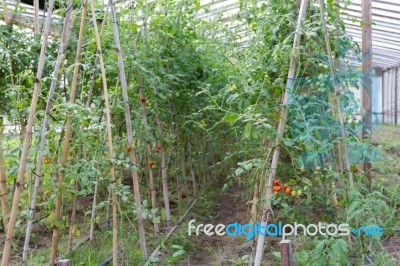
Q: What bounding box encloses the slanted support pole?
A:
[362,0,372,188]
[253,0,309,265]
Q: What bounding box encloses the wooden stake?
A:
[22,4,75,263]
[362,0,372,132]
[254,1,309,265]
[318,0,354,188]
[89,172,99,241]
[85,7,110,242]
[33,0,39,35]
[0,124,8,231]
[136,72,160,235]
[180,147,189,198]
[109,0,148,257]
[85,2,109,107]
[49,1,88,263]
[187,142,196,196]
[56,259,71,266]
[361,0,372,187]
[250,173,260,225]
[90,1,119,264]
[67,179,79,254]
[1,0,55,263]
[154,98,172,227]
[280,240,294,266]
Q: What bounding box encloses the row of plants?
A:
[0,0,238,264]
[0,0,398,265]
[196,0,399,265]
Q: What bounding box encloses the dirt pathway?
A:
[177,184,254,266]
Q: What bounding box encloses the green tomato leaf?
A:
[172,249,185,257]
[244,122,252,138]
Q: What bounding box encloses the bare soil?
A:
[177,184,253,266]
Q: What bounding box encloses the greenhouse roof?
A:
[1,0,399,70]
[197,0,400,70]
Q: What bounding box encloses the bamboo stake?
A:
[90,1,119,264]
[67,179,79,254]
[68,6,109,252]
[250,173,259,225]
[253,1,309,265]
[49,1,88,263]
[0,124,8,231]
[88,87,119,240]
[85,2,109,107]
[180,147,189,198]
[109,0,148,257]
[89,172,99,241]
[170,103,189,197]
[33,0,39,35]
[1,0,55,263]
[84,5,110,242]
[22,4,74,264]
[173,152,182,213]
[137,73,160,235]
[318,0,354,188]
[153,96,172,227]
[187,142,196,196]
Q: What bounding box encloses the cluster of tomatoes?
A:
[272,180,302,197]
[125,144,162,168]
[125,144,162,153]
[43,156,51,165]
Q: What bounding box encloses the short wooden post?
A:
[56,259,71,266]
[280,240,294,266]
